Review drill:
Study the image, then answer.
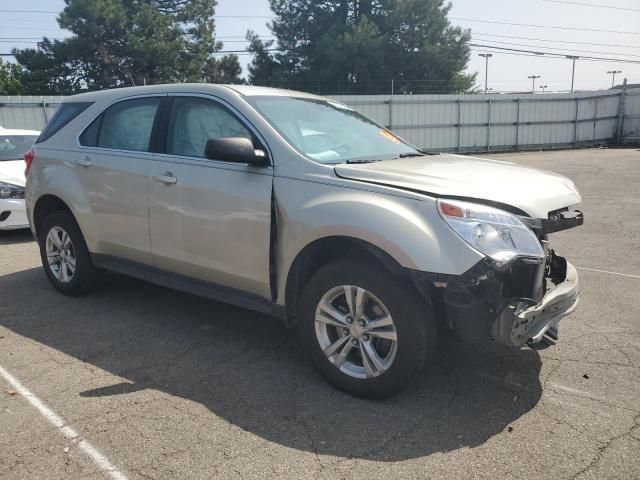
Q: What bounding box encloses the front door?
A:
[149,96,273,298]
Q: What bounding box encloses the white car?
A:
[0,128,39,230]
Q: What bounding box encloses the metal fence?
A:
[1,88,639,153]
[332,86,640,153]
[0,96,65,132]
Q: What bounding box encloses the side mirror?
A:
[204,137,268,167]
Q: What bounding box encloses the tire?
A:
[298,261,437,399]
[38,210,101,296]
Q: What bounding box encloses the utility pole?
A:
[478,53,492,94]
[540,85,548,93]
[607,70,622,88]
[528,75,540,94]
[566,56,579,93]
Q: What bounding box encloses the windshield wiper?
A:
[345,159,383,164]
[397,152,425,158]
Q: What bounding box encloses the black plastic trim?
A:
[543,209,584,234]
[149,96,173,154]
[92,254,286,319]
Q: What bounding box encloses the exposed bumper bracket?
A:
[511,262,579,346]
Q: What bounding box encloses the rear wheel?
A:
[299,261,437,399]
[38,210,101,295]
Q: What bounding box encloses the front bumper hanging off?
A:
[414,249,580,348]
[508,261,579,346]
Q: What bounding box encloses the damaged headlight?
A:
[437,199,544,266]
[0,181,25,199]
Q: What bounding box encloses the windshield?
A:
[245,96,419,164]
[0,135,38,161]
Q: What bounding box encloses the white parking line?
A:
[577,267,640,279]
[0,365,128,480]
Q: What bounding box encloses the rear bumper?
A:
[0,198,29,230]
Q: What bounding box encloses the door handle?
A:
[76,157,92,167]
[152,173,177,185]
[65,157,92,168]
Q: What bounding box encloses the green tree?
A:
[246,31,281,86]
[247,0,475,94]
[0,59,25,95]
[13,0,242,94]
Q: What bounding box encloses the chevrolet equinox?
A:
[25,84,583,398]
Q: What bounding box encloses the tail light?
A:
[24,148,35,177]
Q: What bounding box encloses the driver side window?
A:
[167,97,253,159]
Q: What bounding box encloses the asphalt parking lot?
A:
[1,147,639,479]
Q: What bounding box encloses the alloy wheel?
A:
[45,226,76,283]
[314,285,398,379]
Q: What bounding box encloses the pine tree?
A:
[247,0,475,94]
[13,0,242,93]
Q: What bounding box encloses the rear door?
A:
[76,95,164,264]
[148,95,273,298]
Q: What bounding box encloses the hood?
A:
[334,154,581,218]
[0,160,26,187]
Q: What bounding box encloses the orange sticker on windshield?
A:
[380,129,401,144]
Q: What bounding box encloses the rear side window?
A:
[36,102,92,143]
[80,116,101,147]
[96,98,161,152]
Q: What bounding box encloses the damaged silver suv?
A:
[25,84,582,398]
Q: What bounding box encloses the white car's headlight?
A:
[437,199,544,266]
[0,181,25,200]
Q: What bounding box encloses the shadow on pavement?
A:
[0,267,542,461]
[0,229,34,245]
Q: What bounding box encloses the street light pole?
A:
[607,70,622,88]
[566,56,579,93]
[478,53,492,94]
[540,85,548,93]
[528,75,540,94]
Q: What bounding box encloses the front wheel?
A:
[298,261,437,399]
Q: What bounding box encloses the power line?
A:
[5,8,640,36]
[541,0,640,12]
[472,32,640,50]
[217,15,274,18]
[2,32,637,50]
[470,43,640,64]
[0,26,63,32]
[0,10,58,14]
[471,38,640,58]
[452,17,640,35]
[0,36,41,40]
[0,10,274,17]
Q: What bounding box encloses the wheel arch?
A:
[32,194,76,237]
[283,235,410,326]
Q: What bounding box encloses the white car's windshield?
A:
[0,135,38,161]
[246,96,420,164]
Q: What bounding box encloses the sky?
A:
[1,0,639,93]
